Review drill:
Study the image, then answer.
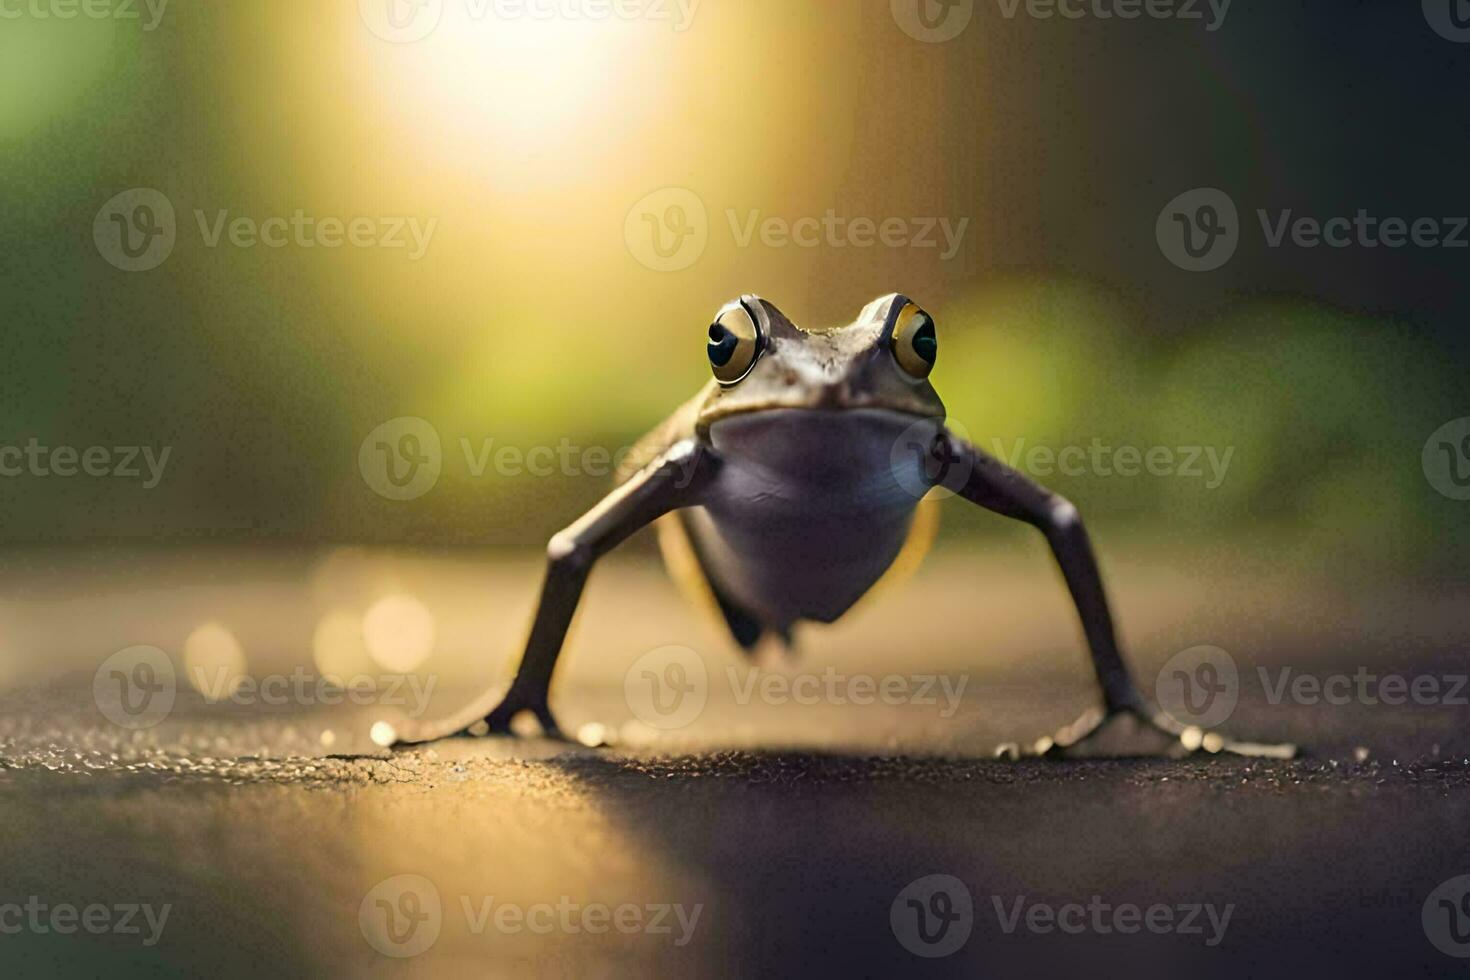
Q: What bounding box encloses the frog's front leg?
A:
[930,430,1296,760]
[387,439,720,747]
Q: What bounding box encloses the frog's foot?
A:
[382,687,570,749]
[997,705,1297,760]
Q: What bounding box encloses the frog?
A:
[385,293,1295,759]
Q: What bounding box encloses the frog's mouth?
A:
[703,407,945,488]
[697,390,942,431]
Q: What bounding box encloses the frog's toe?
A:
[1034,707,1177,758]
[384,691,575,748]
[482,697,565,741]
[1020,706,1297,760]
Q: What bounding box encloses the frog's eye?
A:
[890,302,937,379]
[707,302,763,385]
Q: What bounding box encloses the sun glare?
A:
[360,9,650,168]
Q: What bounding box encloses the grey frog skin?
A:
[388,294,1294,758]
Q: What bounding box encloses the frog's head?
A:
[695,294,946,431]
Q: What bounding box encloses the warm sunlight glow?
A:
[357,9,652,166]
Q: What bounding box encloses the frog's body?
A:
[622,295,945,643]
[388,293,1295,759]
[656,407,937,642]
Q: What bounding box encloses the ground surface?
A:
[0,546,1468,977]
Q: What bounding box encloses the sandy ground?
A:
[1,545,1469,977]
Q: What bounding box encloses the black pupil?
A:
[708,324,738,367]
[912,319,937,364]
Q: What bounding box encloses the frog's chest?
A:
[686,409,940,630]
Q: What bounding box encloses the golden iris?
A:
[891,302,937,379]
[708,303,762,384]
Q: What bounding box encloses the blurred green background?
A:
[1,0,1465,580]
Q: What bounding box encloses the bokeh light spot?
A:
[183,621,248,703]
[363,594,436,673]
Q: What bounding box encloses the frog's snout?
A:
[810,379,853,408]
